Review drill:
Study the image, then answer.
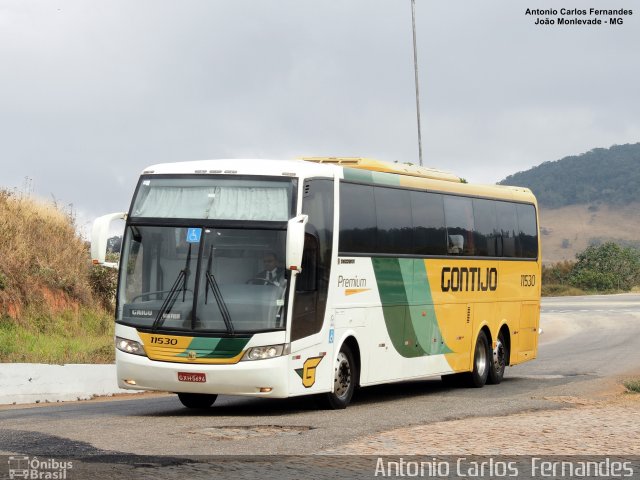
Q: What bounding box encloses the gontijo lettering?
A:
[441,266,498,292]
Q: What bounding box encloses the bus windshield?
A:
[130,176,294,221]
[117,226,288,333]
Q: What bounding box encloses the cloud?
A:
[0,0,637,231]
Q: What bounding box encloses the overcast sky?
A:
[1,0,638,235]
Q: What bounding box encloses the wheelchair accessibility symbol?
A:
[186,228,202,243]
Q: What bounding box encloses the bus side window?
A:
[495,201,518,257]
[411,191,447,256]
[339,182,376,254]
[296,234,318,292]
[472,198,498,257]
[291,233,320,340]
[516,204,538,258]
[444,196,475,256]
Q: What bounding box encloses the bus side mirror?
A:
[286,214,308,271]
[91,212,127,269]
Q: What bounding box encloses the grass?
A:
[0,308,114,363]
[623,378,640,393]
[541,284,586,297]
[541,283,640,297]
[0,190,116,364]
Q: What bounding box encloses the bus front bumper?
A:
[116,350,290,398]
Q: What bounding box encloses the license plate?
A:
[178,372,206,383]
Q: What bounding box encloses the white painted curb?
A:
[0,363,135,405]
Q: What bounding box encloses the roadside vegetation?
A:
[623,378,640,393]
[543,242,640,296]
[0,190,116,363]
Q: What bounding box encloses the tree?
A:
[569,242,640,291]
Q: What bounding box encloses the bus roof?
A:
[140,158,336,178]
[301,157,536,204]
[300,157,462,183]
[139,158,536,204]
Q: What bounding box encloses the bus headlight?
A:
[242,344,290,361]
[115,336,147,356]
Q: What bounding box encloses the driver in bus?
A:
[250,252,285,286]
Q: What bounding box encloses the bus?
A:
[91,157,541,409]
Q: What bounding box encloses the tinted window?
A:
[495,201,518,257]
[444,196,475,256]
[411,191,447,255]
[516,204,538,258]
[296,234,318,292]
[293,179,334,341]
[375,187,413,254]
[473,199,498,257]
[340,181,537,260]
[339,182,376,253]
[302,179,334,270]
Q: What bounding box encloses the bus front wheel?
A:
[465,331,490,388]
[320,344,357,409]
[177,393,218,409]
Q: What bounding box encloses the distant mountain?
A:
[499,143,640,208]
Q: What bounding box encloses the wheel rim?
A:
[476,340,487,377]
[334,352,352,399]
[493,338,505,373]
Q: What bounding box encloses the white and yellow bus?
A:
[92,157,540,409]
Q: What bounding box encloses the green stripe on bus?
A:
[372,258,451,358]
[343,168,374,183]
[405,259,451,355]
[176,336,250,359]
[371,171,401,186]
[343,168,401,186]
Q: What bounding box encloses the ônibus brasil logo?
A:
[8,456,73,479]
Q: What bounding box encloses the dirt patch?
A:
[324,390,640,455]
[190,425,313,440]
[540,203,640,264]
[40,286,79,315]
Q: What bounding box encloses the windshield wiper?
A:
[152,243,192,332]
[205,246,235,334]
[205,272,234,334]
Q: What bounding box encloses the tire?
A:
[177,393,217,409]
[487,330,508,385]
[320,344,358,409]
[464,331,490,388]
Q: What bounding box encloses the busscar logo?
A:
[295,356,323,388]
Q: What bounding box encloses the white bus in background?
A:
[92,158,540,409]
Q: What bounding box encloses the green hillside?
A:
[499,143,640,208]
[0,191,115,363]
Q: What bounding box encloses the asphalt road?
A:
[1,294,639,463]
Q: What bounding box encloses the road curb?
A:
[0,363,134,405]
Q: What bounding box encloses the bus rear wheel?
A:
[177,393,218,409]
[320,344,357,410]
[487,331,508,385]
[464,331,490,388]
